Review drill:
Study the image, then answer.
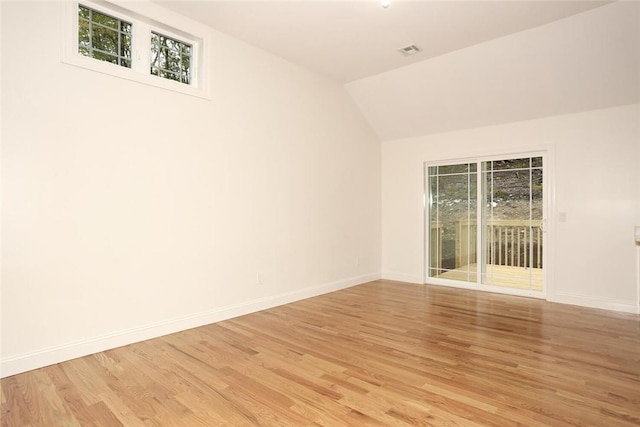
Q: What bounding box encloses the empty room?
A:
[1,0,639,425]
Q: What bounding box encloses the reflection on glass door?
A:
[428,163,477,283]
[427,156,544,294]
[481,157,543,291]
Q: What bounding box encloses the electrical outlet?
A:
[355,256,360,267]
[256,272,263,285]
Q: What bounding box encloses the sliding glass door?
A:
[427,155,545,294]
[428,163,478,283]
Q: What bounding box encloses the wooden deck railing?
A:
[431,219,543,270]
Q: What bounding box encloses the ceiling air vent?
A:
[398,44,421,56]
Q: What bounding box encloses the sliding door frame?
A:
[423,148,554,300]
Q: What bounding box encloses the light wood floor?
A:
[2,280,639,426]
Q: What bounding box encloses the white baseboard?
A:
[0,273,381,378]
[548,292,638,314]
[382,274,638,314]
[381,271,422,284]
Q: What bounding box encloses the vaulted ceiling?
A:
[154,1,639,140]
[155,0,612,83]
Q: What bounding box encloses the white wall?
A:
[346,0,640,313]
[0,1,381,376]
[381,104,640,312]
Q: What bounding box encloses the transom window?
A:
[150,32,192,85]
[79,5,132,68]
[78,4,193,86]
[64,1,209,98]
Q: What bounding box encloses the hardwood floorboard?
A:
[2,280,639,426]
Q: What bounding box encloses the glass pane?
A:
[532,169,543,220]
[438,164,468,175]
[92,26,118,55]
[167,71,180,82]
[78,5,131,68]
[490,170,531,208]
[532,156,543,168]
[428,165,477,283]
[92,51,118,65]
[167,49,181,72]
[492,158,531,170]
[79,5,90,20]
[121,34,131,59]
[79,20,90,49]
[165,38,177,51]
[481,159,543,292]
[92,10,118,29]
[121,21,131,35]
[181,60,191,84]
[162,49,170,69]
[151,32,192,83]
[181,54,191,76]
[531,168,543,287]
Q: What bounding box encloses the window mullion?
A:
[132,22,151,74]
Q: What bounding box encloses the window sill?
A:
[61,53,211,100]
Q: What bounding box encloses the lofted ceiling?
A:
[154,0,612,83]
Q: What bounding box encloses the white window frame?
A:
[62,0,210,99]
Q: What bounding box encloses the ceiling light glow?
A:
[381,0,391,8]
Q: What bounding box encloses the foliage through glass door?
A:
[427,156,544,292]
